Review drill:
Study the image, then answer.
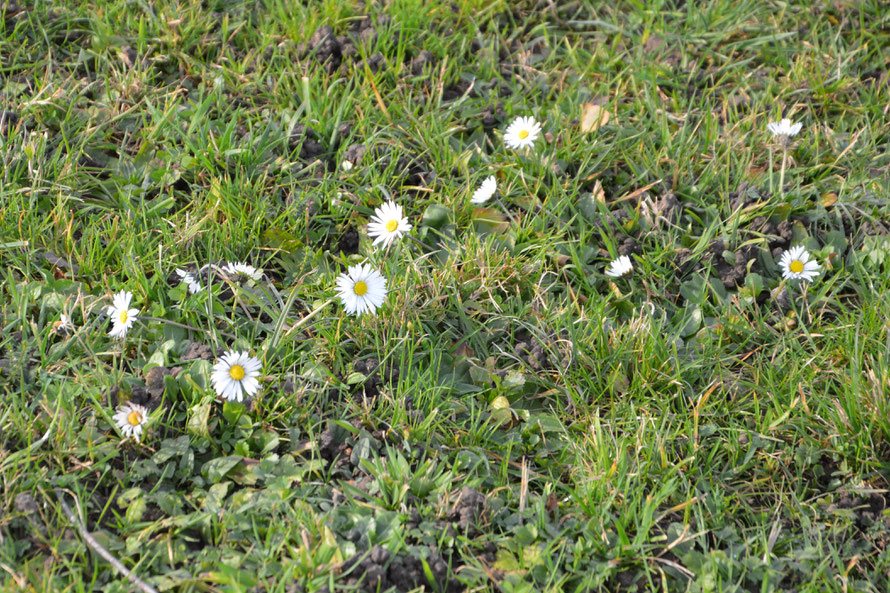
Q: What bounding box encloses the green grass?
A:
[2,0,890,591]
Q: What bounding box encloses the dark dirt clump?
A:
[290,124,326,160]
[613,566,645,590]
[181,341,213,361]
[618,237,642,257]
[339,545,390,590]
[342,143,367,168]
[771,285,792,315]
[14,492,38,514]
[335,545,462,593]
[318,428,348,463]
[442,79,475,101]
[513,329,549,371]
[281,377,296,396]
[144,366,181,401]
[389,549,461,593]
[127,383,159,411]
[728,181,769,211]
[352,357,399,399]
[333,122,354,147]
[703,239,760,290]
[480,103,507,128]
[0,110,19,134]
[656,192,680,224]
[408,50,434,75]
[382,154,436,188]
[299,16,420,77]
[303,25,341,74]
[335,227,360,255]
[360,52,386,74]
[830,489,888,531]
[746,216,794,251]
[448,486,486,532]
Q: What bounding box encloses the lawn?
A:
[2,0,890,591]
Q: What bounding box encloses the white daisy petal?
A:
[779,245,820,282]
[112,291,132,311]
[212,349,262,402]
[767,118,803,139]
[471,175,498,204]
[175,268,204,294]
[605,255,633,278]
[106,291,139,339]
[242,378,260,396]
[223,262,263,282]
[113,402,149,442]
[504,116,542,150]
[335,264,388,316]
[367,201,411,248]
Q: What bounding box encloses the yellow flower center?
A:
[127,411,142,426]
[229,364,245,381]
[386,219,399,233]
[354,281,368,296]
[518,129,529,139]
[119,310,129,323]
[789,260,804,274]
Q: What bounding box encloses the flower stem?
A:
[768,144,774,196]
[141,316,237,340]
[280,298,332,341]
[779,148,788,198]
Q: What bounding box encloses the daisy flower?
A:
[223,261,263,282]
[112,402,149,442]
[367,201,412,248]
[767,118,802,139]
[471,176,497,205]
[106,291,139,339]
[175,268,203,294]
[335,263,388,316]
[779,245,820,282]
[504,116,542,150]
[211,350,262,402]
[605,255,633,278]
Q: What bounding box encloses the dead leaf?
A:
[747,166,766,176]
[40,250,79,273]
[455,341,474,358]
[546,491,559,515]
[145,366,182,398]
[592,179,605,203]
[580,103,611,132]
[471,207,509,233]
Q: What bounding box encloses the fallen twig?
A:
[54,489,159,593]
